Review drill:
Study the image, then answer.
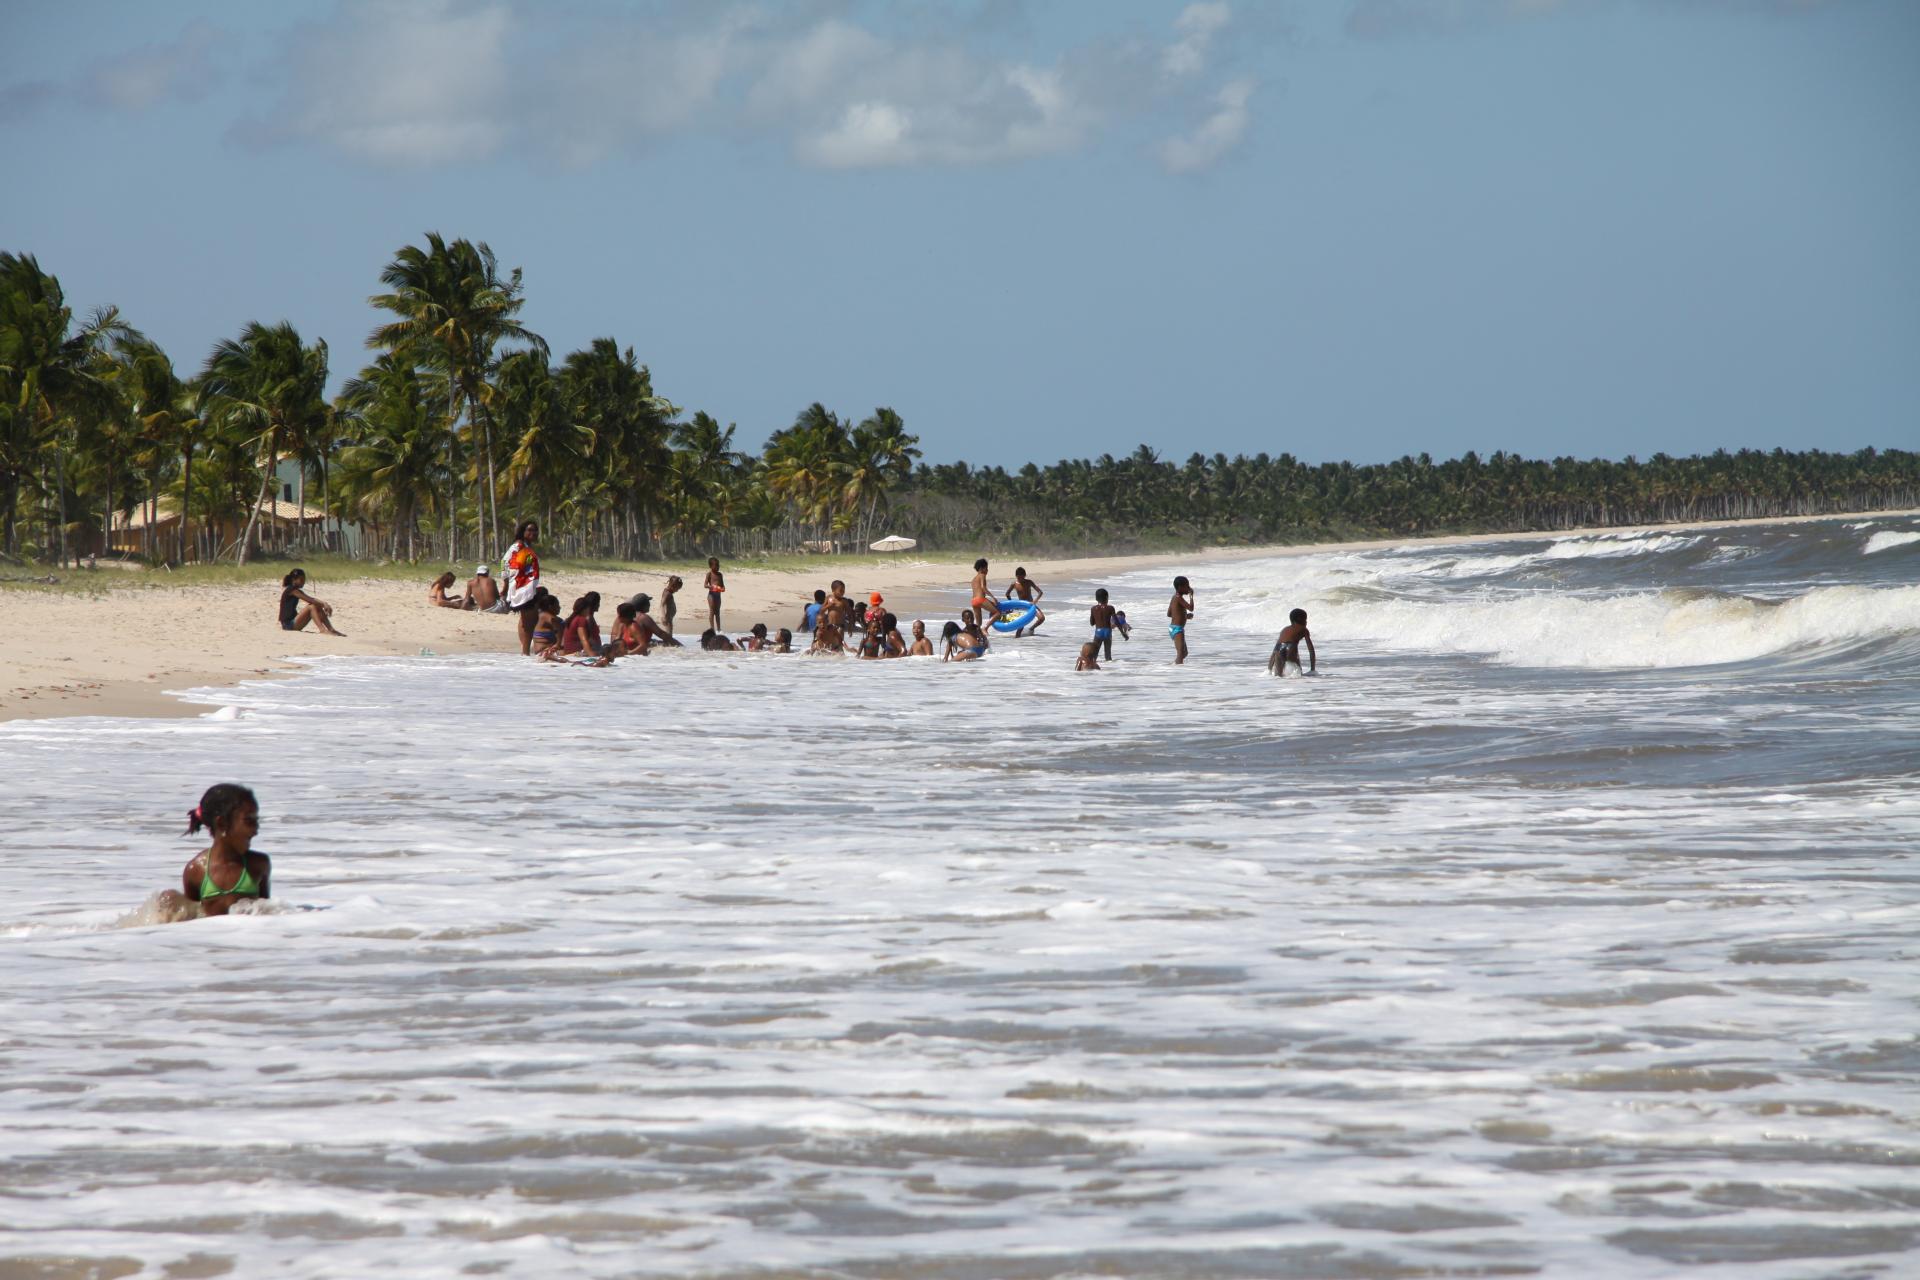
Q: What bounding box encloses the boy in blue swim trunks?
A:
[1089,588,1119,661]
[1168,575,1194,665]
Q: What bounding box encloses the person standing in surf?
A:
[1089,587,1119,661]
[970,559,1002,631]
[1168,575,1195,665]
[1269,608,1317,676]
[703,558,726,632]
[659,575,684,639]
[504,519,544,654]
[153,784,271,922]
[1004,567,1046,636]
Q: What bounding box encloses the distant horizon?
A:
[6,0,1917,468]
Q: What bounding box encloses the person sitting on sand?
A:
[1269,608,1317,677]
[560,593,604,657]
[428,571,466,609]
[701,627,736,651]
[947,612,987,661]
[528,592,562,658]
[908,620,934,656]
[153,784,271,922]
[466,565,500,611]
[627,594,679,654]
[879,612,906,657]
[1004,566,1046,636]
[1076,641,1102,671]
[279,568,342,635]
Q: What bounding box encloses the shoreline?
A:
[4,507,1913,725]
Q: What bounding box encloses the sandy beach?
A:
[3,509,1910,722]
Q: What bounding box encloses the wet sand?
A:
[4,509,1910,721]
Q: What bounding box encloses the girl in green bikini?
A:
[155,784,271,921]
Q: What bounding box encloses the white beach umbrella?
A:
[869,534,917,552]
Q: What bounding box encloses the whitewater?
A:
[3,515,1918,1279]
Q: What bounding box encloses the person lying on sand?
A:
[153,784,271,922]
[466,565,500,611]
[279,568,342,635]
[428,571,466,609]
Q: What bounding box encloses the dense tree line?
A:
[3,241,1914,567]
[892,444,1920,553]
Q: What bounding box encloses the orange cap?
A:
[870,592,884,604]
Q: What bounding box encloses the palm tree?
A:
[336,352,446,561]
[0,254,133,559]
[200,321,329,565]
[368,233,545,562]
[496,351,588,542]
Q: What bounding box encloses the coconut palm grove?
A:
[3,236,1916,567]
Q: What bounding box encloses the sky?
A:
[4,0,1916,468]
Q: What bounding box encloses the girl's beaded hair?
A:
[186,783,257,836]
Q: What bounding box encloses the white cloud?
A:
[83,20,222,110]
[248,0,512,166]
[1157,77,1254,174]
[1164,3,1233,78]
[236,1,1255,174]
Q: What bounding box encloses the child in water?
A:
[1168,575,1195,665]
[1269,608,1317,676]
[704,558,726,631]
[1076,641,1101,671]
[1089,588,1118,661]
[154,784,271,921]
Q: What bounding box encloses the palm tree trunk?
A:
[296,460,306,554]
[180,443,193,564]
[236,426,279,566]
[448,382,460,564]
[56,441,68,565]
[475,389,500,562]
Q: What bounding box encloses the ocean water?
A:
[3,515,1918,1280]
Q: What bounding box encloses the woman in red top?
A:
[560,593,604,657]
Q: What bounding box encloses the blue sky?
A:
[4,0,1916,467]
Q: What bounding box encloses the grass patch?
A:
[0,550,971,596]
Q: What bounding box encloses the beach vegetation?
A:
[4,243,1917,571]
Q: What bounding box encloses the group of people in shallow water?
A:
[278,517,1320,675]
